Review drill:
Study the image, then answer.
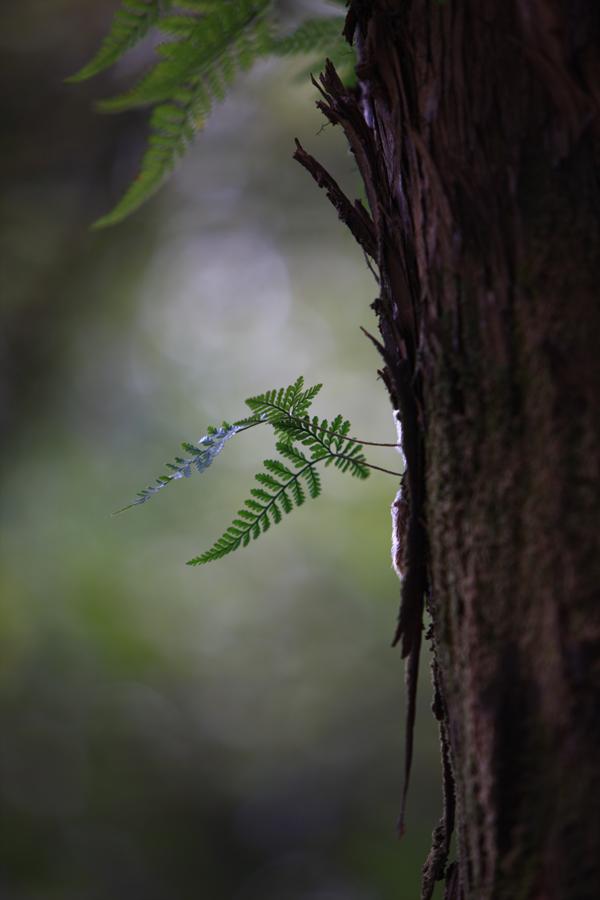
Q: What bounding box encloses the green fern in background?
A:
[117,377,400,566]
[67,0,170,83]
[272,15,356,85]
[70,0,354,226]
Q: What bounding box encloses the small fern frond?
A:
[187,441,321,565]
[116,377,389,565]
[67,0,168,83]
[114,417,259,513]
[245,377,369,479]
[94,0,273,226]
[187,380,371,565]
[245,375,323,422]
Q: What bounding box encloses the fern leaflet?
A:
[114,416,260,513]
[244,377,369,479]
[274,414,370,479]
[244,375,323,422]
[67,0,169,83]
[187,443,322,564]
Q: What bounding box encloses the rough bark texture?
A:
[296,2,600,898]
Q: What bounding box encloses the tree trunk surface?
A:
[296,2,600,898]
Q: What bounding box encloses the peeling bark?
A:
[296,2,600,898]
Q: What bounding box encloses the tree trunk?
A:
[296,2,600,898]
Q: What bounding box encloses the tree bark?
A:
[296,2,600,898]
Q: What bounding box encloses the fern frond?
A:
[72,1,358,224]
[245,377,368,478]
[188,384,370,565]
[116,376,380,565]
[67,0,169,83]
[114,416,259,513]
[274,414,370,479]
[245,375,323,422]
[94,0,273,226]
[187,441,321,565]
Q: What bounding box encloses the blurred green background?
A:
[0,2,441,897]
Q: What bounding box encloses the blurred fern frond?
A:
[91,0,273,226]
[70,1,354,225]
[67,0,170,83]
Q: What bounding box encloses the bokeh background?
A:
[0,1,441,897]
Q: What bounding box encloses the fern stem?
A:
[239,409,399,449]
[234,421,263,434]
[237,413,402,472]
[319,429,399,448]
[281,416,402,477]
[331,455,402,478]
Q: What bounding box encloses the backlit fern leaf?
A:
[67,0,169,83]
